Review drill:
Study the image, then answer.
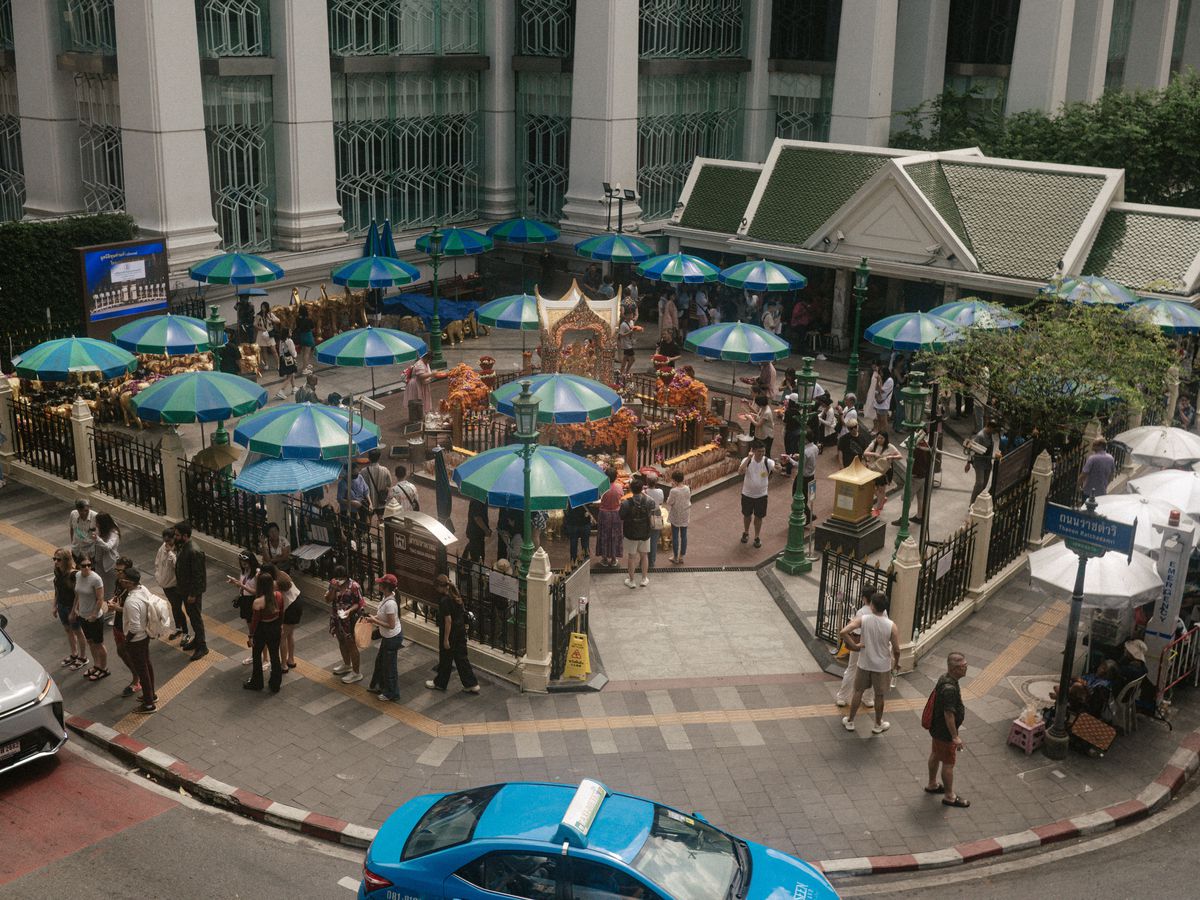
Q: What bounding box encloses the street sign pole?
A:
[1043,544,1098,760]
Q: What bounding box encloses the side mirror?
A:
[0,613,7,630]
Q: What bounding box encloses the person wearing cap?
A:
[366,574,404,702]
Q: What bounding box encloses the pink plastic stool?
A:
[1007,717,1046,755]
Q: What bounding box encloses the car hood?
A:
[0,643,49,714]
[746,841,840,900]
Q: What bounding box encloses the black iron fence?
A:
[815,548,893,645]
[986,477,1035,579]
[632,420,696,470]
[1,322,81,373]
[1103,411,1131,470]
[180,459,266,550]
[168,293,207,320]
[91,428,166,514]
[8,398,76,481]
[1048,439,1086,510]
[281,497,385,594]
[459,409,516,453]
[913,524,976,640]
[406,554,527,657]
[551,563,589,680]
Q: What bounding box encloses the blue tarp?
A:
[380,292,481,327]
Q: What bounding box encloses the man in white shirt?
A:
[154,527,186,643]
[838,591,900,735]
[835,589,875,709]
[738,442,774,549]
[390,465,420,512]
[643,473,665,569]
[69,499,97,561]
[118,567,157,712]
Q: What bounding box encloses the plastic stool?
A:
[1007,717,1046,755]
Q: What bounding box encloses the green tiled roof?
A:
[905,161,972,251]
[678,164,762,234]
[746,147,892,245]
[1083,210,1200,294]
[940,163,1107,280]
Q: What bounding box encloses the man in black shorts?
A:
[738,441,774,548]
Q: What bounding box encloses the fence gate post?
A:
[967,490,994,595]
[891,536,922,673]
[71,399,96,488]
[1027,450,1053,547]
[1121,407,1143,471]
[160,428,187,522]
[0,378,13,468]
[520,547,553,692]
[1167,365,1180,423]
[263,493,285,531]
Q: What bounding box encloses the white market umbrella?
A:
[1091,494,1200,554]
[1029,542,1162,610]
[1112,425,1200,467]
[1127,469,1200,519]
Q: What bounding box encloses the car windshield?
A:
[632,806,738,900]
[402,785,501,861]
[0,629,11,657]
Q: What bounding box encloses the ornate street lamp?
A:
[427,227,447,370]
[894,371,931,553]
[513,380,541,578]
[845,257,870,395]
[776,357,819,575]
[204,304,227,350]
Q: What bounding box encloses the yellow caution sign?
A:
[563,632,591,680]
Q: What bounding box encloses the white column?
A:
[560,0,641,231]
[270,0,346,251]
[742,0,774,162]
[1028,450,1053,546]
[1124,0,1180,90]
[831,269,849,341]
[0,378,14,468]
[1182,0,1200,70]
[520,547,554,692]
[1006,0,1075,115]
[890,0,951,127]
[480,0,517,220]
[71,399,96,489]
[12,0,85,217]
[966,491,993,595]
[159,428,186,522]
[115,0,221,269]
[829,0,899,147]
[891,536,921,672]
[1066,0,1114,102]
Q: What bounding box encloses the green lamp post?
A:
[893,371,931,553]
[776,357,819,575]
[845,257,870,394]
[512,380,541,579]
[427,227,447,370]
[204,304,226,350]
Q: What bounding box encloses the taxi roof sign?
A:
[555,779,609,847]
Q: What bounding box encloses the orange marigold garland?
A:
[440,363,490,414]
[555,406,639,451]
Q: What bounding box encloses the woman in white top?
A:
[816,398,838,449]
[664,471,692,564]
[367,575,404,702]
[275,327,298,399]
[863,431,902,515]
[255,301,279,372]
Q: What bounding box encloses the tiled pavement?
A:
[2,480,1198,866]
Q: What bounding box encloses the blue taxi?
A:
[359,779,838,900]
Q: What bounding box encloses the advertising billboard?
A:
[78,239,169,324]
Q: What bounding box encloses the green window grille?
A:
[75,73,124,213]
[1171,0,1192,74]
[639,0,743,59]
[328,0,481,56]
[1106,0,1134,91]
[333,71,480,232]
[943,73,1008,118]
[197,0,270,58]
[203,75,275,251]
[516,72,571,221]
[0,68,25,222]
[638,73,743,221]
[516,0,574,57]
[770,72,832,142]
[770,0,842,61]
[0,0,14,51]
[60,0,116,55]
[945,0,1020,67]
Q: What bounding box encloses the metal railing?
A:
[281,497,385,595]
[550,563,588,680]
[985,477,1035,580]
[632,420,696,470]
[91,428,165,514]
[1103,410,1131,470]
[406,554,527,657]
[913,523,976,640]
[1048,439,1086,510]
[1156,625,1200,699]
[180,459,266,551]
[815,548,893,645]
[2,322,81,373]
[8,398,76,482]
[459,409,516,453]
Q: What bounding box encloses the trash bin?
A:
[407,438,426,469]
[408,398,423,425]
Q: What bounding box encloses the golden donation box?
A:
[828,457,881,526]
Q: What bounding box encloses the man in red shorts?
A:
[926,652,969,808]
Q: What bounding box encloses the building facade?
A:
[0,0,1196,282]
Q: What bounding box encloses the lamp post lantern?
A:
[776,357,819,575]
[512,380,541,579]
[845,257,870,394]
[427,227,447,370]
[894,371,931,553]
[204,304,227,350]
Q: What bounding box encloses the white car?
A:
[0,613,68,774]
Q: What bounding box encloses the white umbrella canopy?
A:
[1127,469,1200,518]
[1112,425,1200,467]
[1091,494,1200,553]
[1029,542,1163,610]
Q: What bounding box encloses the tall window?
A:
[639,0,743,58]
[76,74,124,213]
[515,0,573,221]
[333,72,480,232]
[1105,0,1135,91]
[328,0,480,56]
[770,0,841,62]
[60,0,116,54]
[771,73,832,142]
[1172,0,1193,75]
[770,1,839,142]
[516,0,574,58]
[944,0,1021,117]
[0,1,21,222]
[203,76,275,251]
[196,0,270,58]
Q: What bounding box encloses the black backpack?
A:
[623,495,652,539]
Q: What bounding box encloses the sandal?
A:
[942,796,970,808]
[121,684,140,698]
[68,657,88,670]
[86,668,111,682]
[923,784,945,794]
[60,655,76,668]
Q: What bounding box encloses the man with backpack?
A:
[925,651,970,808]
[619,477,656,589]
[363,449,393,521]
[738,441,775,548]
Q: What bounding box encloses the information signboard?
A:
[1043,502,1136,558]
[385,516,447,606]
[78,238,170,325]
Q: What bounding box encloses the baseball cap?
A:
[376,574,398,588]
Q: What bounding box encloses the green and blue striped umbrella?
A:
[453,444,610,510]
[865,312,964,351]
[233,402,381,460]
[718,259,807,292]
[684,322,790,363]
[133,371,267,424]
[361,220,381,258]
[331,255,420,289]
[490,374,622,424]
[13,337,137,381]
[111,314,212,355]
[1128,298,1200,335]
[234,457,344,495]
[315,326,426,367]
[477,294,540,331]
[486,217,560,244]
[636,252,720,284]
[1041,275,1138,307]
[573,233,654,264]
[415,227,493,257]
[928,298,1022,330]
[380,220,398,257]
[188,252,284,285]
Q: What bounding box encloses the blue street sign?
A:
[1044,502,1136,559]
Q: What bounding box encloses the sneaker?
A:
[864,698,875,708]
[275,390,286,400]
[740,532,749,543]
[835,699,848,708]
[462,685,481,694]
[640,577,649,587]
[136,703,156,713]
[341,671,364,684]
[425,680,446,691]
[872,721,891,734]
[167,630,182,641]
[753,537,761,548]
[189,648,209,662]
[623,577,637,589]
[841,716,855,732]
[242,657,252,665]
[332,662,351,675]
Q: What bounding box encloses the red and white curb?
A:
[66,715,377,849]
[817,728,1200,877]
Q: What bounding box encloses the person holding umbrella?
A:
[425,574,480,694]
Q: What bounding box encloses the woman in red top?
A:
[325,565,365,684]
[595,469,624,567]
[244,572,284,693]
